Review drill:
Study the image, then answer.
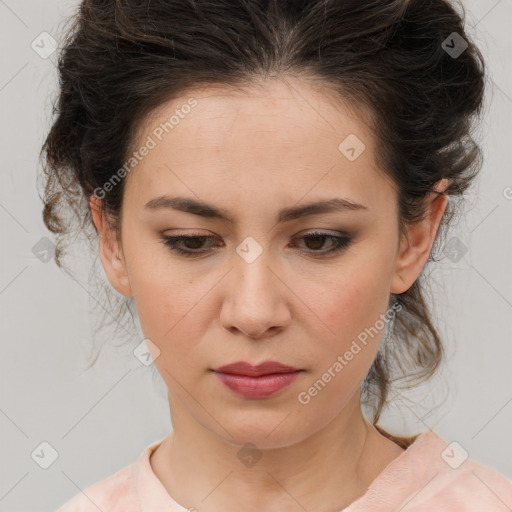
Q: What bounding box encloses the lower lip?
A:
[213,371,301,398]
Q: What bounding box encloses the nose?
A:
[238,327,263,339]
[220,253,291,340]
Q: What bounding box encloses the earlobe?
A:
[89,195,133,298]
[390,179,450,294]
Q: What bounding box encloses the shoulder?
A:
[405,430,512,510]
[413,459,512,510]
[363,428,512,510]
[55,462,138,512]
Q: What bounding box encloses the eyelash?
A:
[160,231,353,258]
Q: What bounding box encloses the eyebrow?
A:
[144,195,369,223]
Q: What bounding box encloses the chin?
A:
[211,413,312,451]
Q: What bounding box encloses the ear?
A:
[391,179,450,294]
[90,195,133,298]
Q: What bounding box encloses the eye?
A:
[290,231,353,256]
[159,231,353,258]
[160,234,219,257]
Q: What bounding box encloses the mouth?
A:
[211,360,303,398]
[211,360,301,377]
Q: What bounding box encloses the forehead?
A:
[137,78,372,150]
[124,78,395,214]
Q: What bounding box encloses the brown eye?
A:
[161,235,218,257]
[160,231,353,259]
[291,231,353,256]
[303,234,327,250]
[180,237,207,250]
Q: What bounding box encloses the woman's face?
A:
[92,78,444,448]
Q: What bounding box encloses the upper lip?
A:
[213,361,300,377]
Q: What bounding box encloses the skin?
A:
[90,76,449,512]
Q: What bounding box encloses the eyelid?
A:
[161,228,351,238]
[159,229,354,258]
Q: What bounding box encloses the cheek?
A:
[133,279,203,355]
[123,242,199,352]
[296,269,392,420]
[133,280,206,385]
[320,260,393,343]
[125,226,394,378]
[303,253,395,401]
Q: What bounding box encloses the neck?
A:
[150,392,404,512]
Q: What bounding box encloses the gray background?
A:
[0,0,511,510]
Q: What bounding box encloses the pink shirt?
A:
[56,429,512,511]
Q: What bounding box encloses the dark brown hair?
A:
[39,0,487,446]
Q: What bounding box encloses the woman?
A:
[40,0,511,510]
